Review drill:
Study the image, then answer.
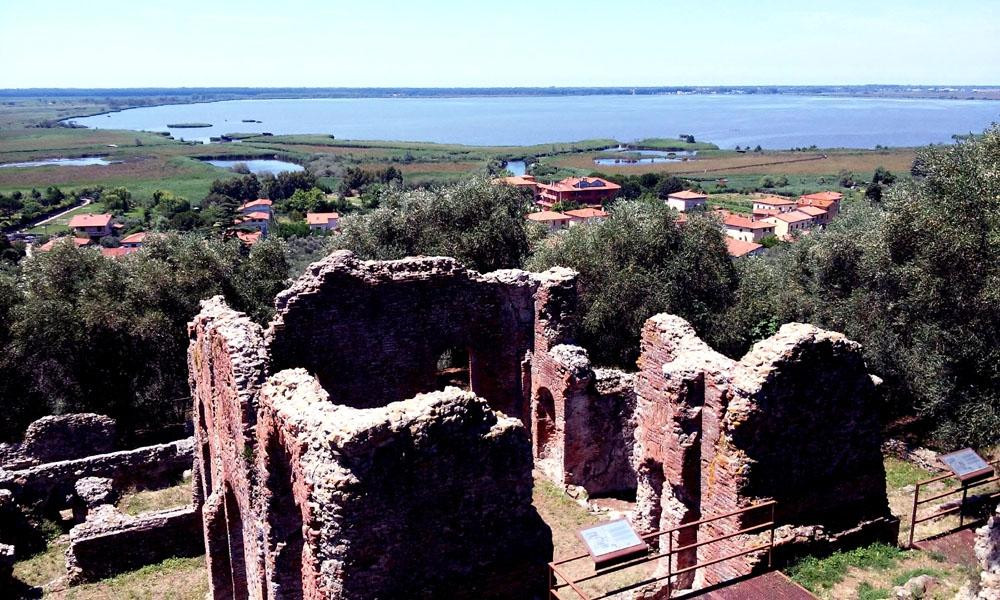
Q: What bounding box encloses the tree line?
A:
[1,128,997,450]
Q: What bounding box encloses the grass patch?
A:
[892,567,944,586]
[12,540,68,589]
[786,543,903,593]
[61,555,208,599]
[885,458,935,489]
[857,581,890,600]
[118,476,192,516]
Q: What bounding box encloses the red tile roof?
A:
[796,206,828,217]
[564,208,608,219]
[539,177,621,193]
[722,212,776,230]
[800,191,843,203]
[238,199,273,210]
[668,190,708,200]
[754,195,797,206]
[68,213,112,228]
[120,232,147,244]
[100,246,138,258]
[236,230,262,245]
[725,238,763,257]
[773,210,814,223]
[243,211,271,221]
[526,210,570,222]
[37,237,93,251]
[306,212,340,225]
[495,175,537,186]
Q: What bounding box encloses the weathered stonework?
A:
[189,251,897,598]
[0,542,13,586]
[66,504,204,584]
[1,413,116,470]
[256,371,551,599]
[188,254,585,599]
[0,438,193,512]
[632,316,897,591]
[973,506,1000,599]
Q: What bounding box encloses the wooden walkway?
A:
[680,571,816,599]
[913,526,980,567]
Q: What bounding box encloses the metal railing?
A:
[908,459,1000,547]
[548,500,777,599]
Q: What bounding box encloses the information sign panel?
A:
[577,519,648,567]
[940,448,993,483]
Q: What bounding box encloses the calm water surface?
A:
[70,95,1000,148]
[203,159,304,175]
[0,157,115,168]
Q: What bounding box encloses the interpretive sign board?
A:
[940,448,993,483]
[577,519,648,567]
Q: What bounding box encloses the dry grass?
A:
[396,161,481,174]
[827,552,968,600]
[552,149,917,176]
[117,477,193,516]
[532,477,655,599]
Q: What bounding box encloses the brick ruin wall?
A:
[0,413,198,588]
[189,259,555,598]
[0,413,117,470]
[255,370,550,599]
[189,251,897,598]
[632,315,897,590]
[0,437,193,512]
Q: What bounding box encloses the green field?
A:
[0,98,918,218]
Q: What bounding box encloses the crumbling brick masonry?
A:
[633,315,898,589]
[190,251,896,599]
[189,252,569,599]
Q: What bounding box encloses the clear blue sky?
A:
[2,0,998,88]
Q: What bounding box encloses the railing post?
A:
[666,529,673,599]
[769,502,775,569]
[960,484,969,528]
[908,481,921,548]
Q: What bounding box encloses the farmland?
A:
[0,97,917,229]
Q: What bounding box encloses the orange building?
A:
[536,177,621,208]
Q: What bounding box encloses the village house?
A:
[752,195,798,213]
[36,236,92,252]
[99,246,138,259]
[798,191,842,221]
[721,211,777,242]
[536,177,621,208]
[235,230,262,246]
[564,207,608,226]
[495,174,540,200]
[765,210,815,239]
[119,232,147,249]
[235,211,271,236]
[526,210,572,232]
[306,212,340,232]
[796,204,830,225]
[68,214,114,239]
[666,190,708,212]
[725,237,764,257]
[238,199,273,216]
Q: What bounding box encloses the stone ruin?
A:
[969,506,1000,599]
[630,315,897,590]
[0,413,199,589]
[190,249,897,599]
[189,252,558,599]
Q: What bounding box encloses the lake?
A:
[68,95,1000,149]
[0,157,116,168]
[203,159,304,175]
